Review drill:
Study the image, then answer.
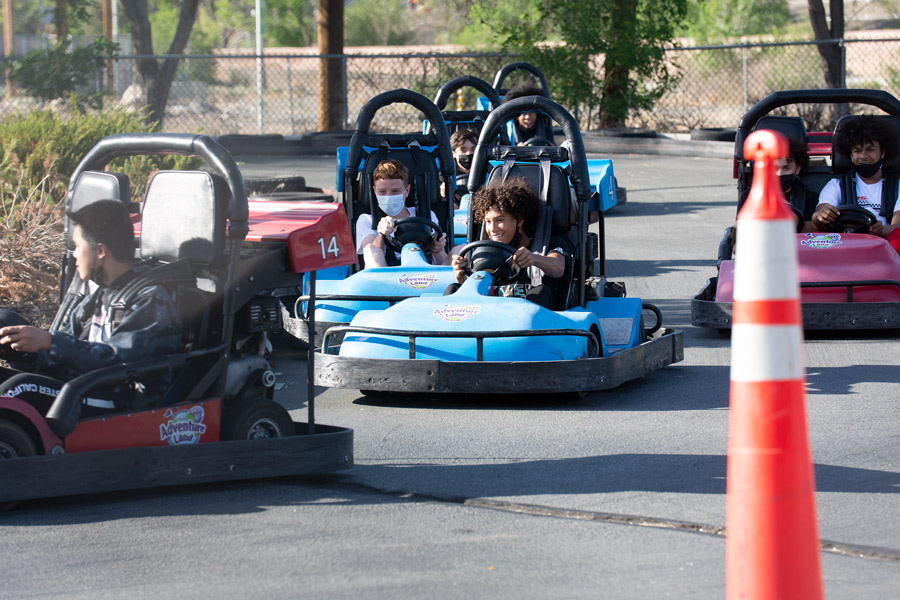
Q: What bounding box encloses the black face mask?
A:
[779,174,797,192]
[855,161,882,178]
[457,154,473,170]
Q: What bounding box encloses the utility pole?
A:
[318,0,344,131]
[2,0,15,96]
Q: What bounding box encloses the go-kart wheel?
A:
[221,397,294,441]
[383,217,443,253]
[825,206,877,234]
[0,419,36,511]
[0,419,35,460]
[523,137,554,147]
[458,240,524,286]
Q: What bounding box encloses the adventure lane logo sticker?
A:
[160,405,207,445]
[433,304,481,322]
[398,274,439,289]
[800,233,842,249]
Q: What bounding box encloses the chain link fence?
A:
[2,38,900,135]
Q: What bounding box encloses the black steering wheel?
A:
[457,240,524,286]
[825,206,877,234]
[383,217,443,252]
[523,137,554,147]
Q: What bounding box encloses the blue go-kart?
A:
[280,89,460,346]
[314,96,684,396]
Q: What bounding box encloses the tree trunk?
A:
[120,0,200,129]
[808,0,844,89]
[597,0,633,128]
[318,0,344,131]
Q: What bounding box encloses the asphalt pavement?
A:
[2,140,898,600]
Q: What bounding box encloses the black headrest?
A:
[485,163,572,231]
[358,147,440,219]
[140,171,227,265]
[67,171,131,250]
[736,116,807,163]
[832,114,900,173]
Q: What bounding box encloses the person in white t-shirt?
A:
[356,158,447,268]
[812,115,900,239]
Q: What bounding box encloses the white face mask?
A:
[376,193,405,216]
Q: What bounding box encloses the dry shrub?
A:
[0,170,64,328]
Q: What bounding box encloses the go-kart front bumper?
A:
[314,328,683,394]
[692,276,900,330]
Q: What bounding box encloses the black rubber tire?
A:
[0,419,36,511]
[0,419,36,459]
[221,397,294,441]
[690,128,737,142]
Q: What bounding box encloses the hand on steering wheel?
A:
[383,217,443,253]
[824,206,877,234]
[457,240,524,286]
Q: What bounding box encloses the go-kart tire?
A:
[221,397,295,441]
[0,419,36,511]
[690,128,737,142]
[0,419,35,459]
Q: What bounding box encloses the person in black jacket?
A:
[0,200,182,418]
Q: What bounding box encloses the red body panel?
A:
[64,398,222,453]
[716,233,900,303]
[245,200,356,273]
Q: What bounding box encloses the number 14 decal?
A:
[317,235,341,260]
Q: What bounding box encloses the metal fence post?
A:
[287,56,295,135]
[342,54,348,130]
[742,45,749,112]
[840,38,847,89]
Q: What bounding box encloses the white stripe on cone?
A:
[733,219,799,301]
[731,324,805,381]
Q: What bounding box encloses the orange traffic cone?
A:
[726,129,823,599]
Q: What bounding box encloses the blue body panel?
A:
[338,273,603,362]
[312,245,457,324]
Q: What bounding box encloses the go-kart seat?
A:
[483,160,577,308]
[832,114,900,222]
[137,170,228,402]
[355,146,447,263]
[52,171,133,332]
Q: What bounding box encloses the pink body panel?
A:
[716,233,900,303]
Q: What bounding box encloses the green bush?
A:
[0,102,201,205]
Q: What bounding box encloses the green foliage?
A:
[680,0,792,43]
[0,103,200,204]
[472,0,688,127]
[0,39,118,109]
[345,0,417,46]
[268,0,317,47]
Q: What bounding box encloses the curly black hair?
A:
[833,115,898,161]
[471,178,538,229]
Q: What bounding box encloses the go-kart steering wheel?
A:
[523,137,554,147]
[383,217,443,252]
[457,240,524,286]
[825,206,877,234]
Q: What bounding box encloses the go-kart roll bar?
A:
[68,133,249,240]
[492,62,550,97]
[67,133,250,402]
[735,89,900,161]
[433,75,502,110]
[345,89,456,182]
[321,325,600,361]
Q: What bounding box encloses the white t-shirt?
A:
[355,206,440,256]
[818,177,896,225]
